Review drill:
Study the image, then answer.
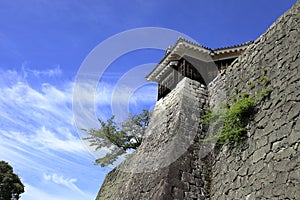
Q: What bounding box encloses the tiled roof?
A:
[146,37,253,82]
[212,41,254,54]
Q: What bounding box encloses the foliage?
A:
[261,67,267,74]
[201,69,272,144]
[201,67,272,144]
[218,95,256,144]
[0,161,24,200]
[84,109,151,167]
[260,67,271,86]
[200,109,213,125]
[202,95,256,144]
[260,76,271,85]
[248,82,256,89]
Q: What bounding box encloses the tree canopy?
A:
[0,161,24,200]
[84,109,151,167]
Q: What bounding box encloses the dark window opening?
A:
[157,58,207,100]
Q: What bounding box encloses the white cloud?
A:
[43,173,85,196]
[21,182,93,200]
[73,77,157,108]
[22,183,66,200]
[0,80,73,127]
[0,67,156,199]
[35,127,85,152]
[72,78,157,132]
[97,82,157,106]
[0,69,103,199]
[0,72,82,153]
[0,127,85,153]
[0,68,156,152]
[22,65,62,78]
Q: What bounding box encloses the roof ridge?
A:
[176,37,212,51]
[213,41,254,51]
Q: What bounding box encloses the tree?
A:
[0,161,24,200]
[84,109,151,167]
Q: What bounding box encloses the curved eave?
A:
[212,41,253,55]
[146,40,211,82]
[146,39,253,83]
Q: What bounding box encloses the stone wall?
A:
[97,78,211,200]
[210,1,300,199]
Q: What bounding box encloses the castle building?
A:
[97,2,300,199]
[146,37,252,100]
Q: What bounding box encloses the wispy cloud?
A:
[72,74,157,131]
[0,67,156,199]
[21,182,94,200]
[1,127,84,153]
[21,183,68,200]
[0,68,104,199]
[43,173,86,196]
[73,80,156,108]
[22,64,62,78]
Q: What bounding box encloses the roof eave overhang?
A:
[212,45,250,55]
[146,41,212,82]
[146,40,253,83]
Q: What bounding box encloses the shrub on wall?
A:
[201,94,256,144]
[202,68,272,145]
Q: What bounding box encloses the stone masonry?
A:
[97,78,211,199]
[210,1,300,199]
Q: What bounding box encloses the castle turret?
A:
[146,37,252,100]
[96,1,300,197]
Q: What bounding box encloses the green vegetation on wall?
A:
[202,67,272,144]
[202,94,256,144]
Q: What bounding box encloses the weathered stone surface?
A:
[210,1,300,199]
[96,78,211,200]
[252,145,270,163]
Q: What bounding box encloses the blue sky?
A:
[0,0,297,199]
